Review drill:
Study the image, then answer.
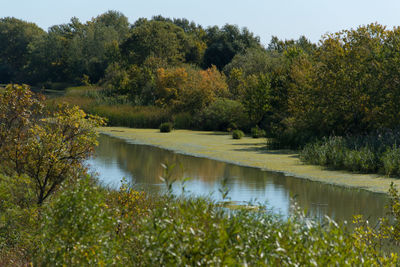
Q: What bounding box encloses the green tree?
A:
[202,24,262,70]
[121,20,204,66]
[0,17,45,83]
[288,23,400,139]
[242,74,271,125]
[28,11,130,84]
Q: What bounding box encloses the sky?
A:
[2,0,400,46]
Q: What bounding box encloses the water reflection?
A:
[88,134,388,223]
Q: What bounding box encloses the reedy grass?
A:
[300,130,400,176]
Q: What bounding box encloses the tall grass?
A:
[300,129,400,176]
[89,105,170,128]
[31,177,398,266]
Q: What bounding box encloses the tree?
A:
[202,24,262,70]
[28,11,130,84]
[0,84,104,205]
[0,17,45,83]
[241,74,271,125]
[155,65,228,112]
[288,23,400,138]
[121,20,204,66]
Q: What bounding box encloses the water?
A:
[88,134,388,223]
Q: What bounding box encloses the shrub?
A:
[123,193,397,266]
[251,126,266,138]
[199,98,248,131]
[344,147,377,173]
[382,145,400,176]
[232,129,244,139]
[160,122,173,133]
[300,133,390,174]
[173,112,193,129]
[300,136,347,167]
[35,178,119,266]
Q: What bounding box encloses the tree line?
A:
[2,12,400,148]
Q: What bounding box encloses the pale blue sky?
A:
[2,0,400,45]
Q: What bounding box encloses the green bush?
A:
[0,174,399,266]
[251,126,266,138]
[344,147,377,173]
[232,129,244,139]
[199,98,248,131]
[160,122,173,133]
[173,112,193,129]
[35,178,120,266]
[301,135,382,174]
[382,145,400,176]
[122,194,397,266]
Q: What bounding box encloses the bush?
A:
[160,122,173,133]
[344,147,377,173]
[122,193,397,266]
[300,133,393,175]
[382,145,400,176]
[300,136,347,168]
[173,112,193,129]
[232,129,244,139]
[251,126,266,138]
[35,178,119,266]
[199,98,248,131]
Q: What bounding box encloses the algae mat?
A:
[98,127,400,194]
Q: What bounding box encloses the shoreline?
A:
[98,127,400,194]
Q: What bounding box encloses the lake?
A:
[88,134,388,223]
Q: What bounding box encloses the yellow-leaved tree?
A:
[0,84,105,205]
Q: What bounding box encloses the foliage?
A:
[0,84,104,204]
[159,122,173,133]
[155,65,228,112]
[242,73,271,125]
[28,11,129,83]
[172,112,194,129]
[0,17,45,83]
[223,47,271,77]
[0,174,38,263]
[251,126,266,138]
[199,98,248,131]
[2,174,399,266]
[90,105,169,129]
[202,24,262,70]
[382,146,400,177]
[300,131,400,176]
[232,129,245,139]
[121,20,204,66]
[35,177,120,266]
[288,24,400,140]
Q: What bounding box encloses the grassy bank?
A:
[99,127,400,194]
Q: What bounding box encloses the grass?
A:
[2,175,397,266]
[300,131,400,177]
[45,87,172,129]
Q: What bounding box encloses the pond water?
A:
[88,134,388,223]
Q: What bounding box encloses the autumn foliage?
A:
[155,65,228,112]
[0,84,105,204]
